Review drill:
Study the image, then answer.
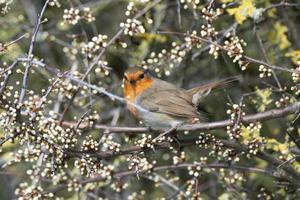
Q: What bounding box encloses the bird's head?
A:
[123,67,152,86]
[123,67,153,100]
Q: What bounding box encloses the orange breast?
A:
[123,77,153,117]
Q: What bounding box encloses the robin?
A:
[123,67,237,129]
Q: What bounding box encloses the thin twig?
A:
[0,33,27,52]
[81,0,162,80]
[0,60,18,94]
[158,31,296,73]
[150,173,188,198]
[153,127,177,142]
[277,156,298,169]
[18,0,49,104]
[255,29,282,90]
[265,1,300,11]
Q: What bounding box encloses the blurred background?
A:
[0,0,300,199]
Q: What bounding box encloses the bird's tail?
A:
[187,76,241,105]
[187,76,240,95]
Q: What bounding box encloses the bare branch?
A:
[48,162,282,194]
[158,31,296,73]
[60,101,300,133]
[18,0,50,104]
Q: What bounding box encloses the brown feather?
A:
[187,76,240,96]
[137,78,206,119]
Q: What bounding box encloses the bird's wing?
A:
[138,88,200,119]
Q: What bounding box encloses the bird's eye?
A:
[139,73,144,79]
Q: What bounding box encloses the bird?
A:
[123,67,237,129]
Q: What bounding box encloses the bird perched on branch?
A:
[123,67,237,129]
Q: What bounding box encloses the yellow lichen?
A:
[285,50,300,64]
[251,87,273,112]
[269,22,291,50]
[227,0,256,24]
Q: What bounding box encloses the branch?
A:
[65,137,300,184]
[265,1,300,11]
[82,0,162,81]
[49,162,276,194]
[158,31,296,73]
[12,59,300,186]
[18,0,49,104]
[0,33,27,53]
[14,58,300,134]
[61,101,300,133]
[221,140,300,184]
[0,60,19,94]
